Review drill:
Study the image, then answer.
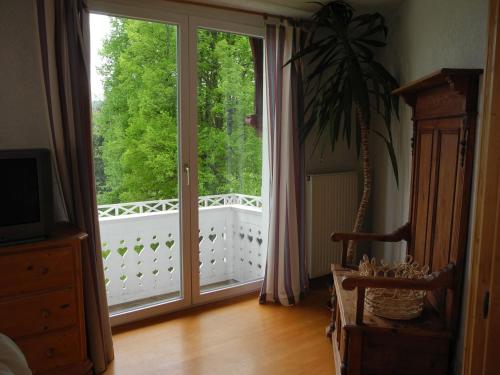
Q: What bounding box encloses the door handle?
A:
[184,164,190,186]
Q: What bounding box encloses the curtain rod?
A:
[164,0,300,22]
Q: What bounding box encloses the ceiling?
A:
[187,0,404,18]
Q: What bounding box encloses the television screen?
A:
[0,158,41,227]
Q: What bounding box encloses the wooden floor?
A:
[104,282,335,375]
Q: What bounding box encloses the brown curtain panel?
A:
[249,37,263,137]
[35,0,114,373]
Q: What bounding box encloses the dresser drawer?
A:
[0,247,75,297]
[0,289,78,338]
[16,327,83,374]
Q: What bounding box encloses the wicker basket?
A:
[357,255,430,320]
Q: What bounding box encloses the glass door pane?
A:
[90,14,183,315]
[196,28,265,294]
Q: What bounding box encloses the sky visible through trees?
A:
[92,17,262,205]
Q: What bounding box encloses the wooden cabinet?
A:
[0,225,92,374]
[330,69,482,374]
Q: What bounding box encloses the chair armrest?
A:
[331,223,410,267]
[330,222,411,243]
[340,263,455,325]
[341,263,455,291]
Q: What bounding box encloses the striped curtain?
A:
[35,0,114,373]
[259,23,308,306]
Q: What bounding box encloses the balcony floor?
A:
[104,279,334,375]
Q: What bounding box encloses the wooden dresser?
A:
[0,225,92,374]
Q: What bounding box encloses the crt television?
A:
[0,149,54,245]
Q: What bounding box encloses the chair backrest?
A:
[393,69,482,328]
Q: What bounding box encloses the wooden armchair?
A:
[327,69,482,375]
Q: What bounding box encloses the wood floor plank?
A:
[104,286,334,375]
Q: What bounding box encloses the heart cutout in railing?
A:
[136,272,143,279]
[134,244,144,255]
[239,233,244,239]
[166,240,175,249]
[117,247,128,257]
[150,242,160,252]
[152,269,159,276]
[199,235,203,243]
[102,249,111,260]
[209,234,217,242]
[247,235,253,242]
[257,238,263,246]
[120,274,127,282]
[168,266,174,273]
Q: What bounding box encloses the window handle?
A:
[184,164,190,186]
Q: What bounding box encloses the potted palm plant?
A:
[292,1,400,263]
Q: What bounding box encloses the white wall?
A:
[0,1,50,150]
[371,0,488,261]
[371,0,488,372]
[305,130,360,175]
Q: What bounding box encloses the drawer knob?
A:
[45,347,56,358]
[41,309,51,318]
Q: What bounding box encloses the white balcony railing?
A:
[98,194,265,308]
[97,193,262,218]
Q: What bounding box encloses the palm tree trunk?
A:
[346,106,372,264]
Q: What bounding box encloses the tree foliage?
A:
[93,18,261,204]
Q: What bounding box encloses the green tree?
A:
[92,18,261,205]
[95,19,178,203]
[197,30,260,196]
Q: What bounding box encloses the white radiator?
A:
[306,172,358,278]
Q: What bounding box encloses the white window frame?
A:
[88,0,266,326]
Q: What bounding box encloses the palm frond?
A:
[292,0,400,182]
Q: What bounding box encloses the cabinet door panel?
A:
[411,126,435,265]
[431,126,461,271]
